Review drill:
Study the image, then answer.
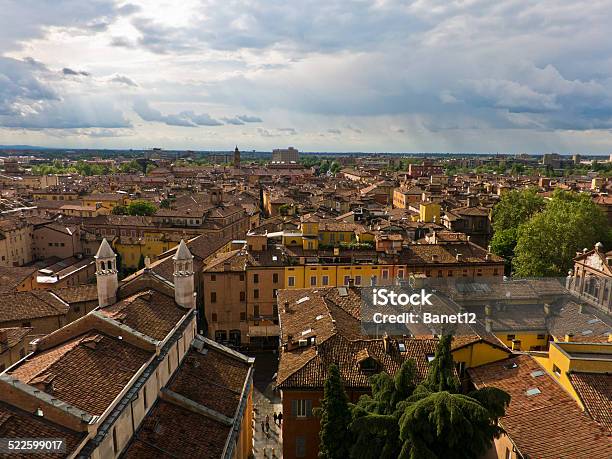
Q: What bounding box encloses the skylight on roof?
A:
[296,296,310,304]
[301,328,312,336]
[530,370,545,378]
[316,314,325,321]
[587,318,600,324]
[426,354,435,362]
[338,287,348,296]
[581,330,593,335]
[398,343,406,352]
[526,388,541,396]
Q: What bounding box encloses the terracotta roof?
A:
[469,354,612,459]
[0,326,32,354]
[0,266,36,292]
[569,372,612,433]
[0,401,85,458]
[0,291,69,323]
[9,331,153,416]
[277,287,438,389]
[546,300,612,342]
[99,290,188,341]
[401,242,503,265]
[51,284,98,304]
[167,346,251,418]
[122,400,231,459]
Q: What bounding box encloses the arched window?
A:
[101,261,106,270]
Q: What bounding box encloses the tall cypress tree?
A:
[420,334,459,393]
[318,364,352,459]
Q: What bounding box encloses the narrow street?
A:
[249,351,283,458]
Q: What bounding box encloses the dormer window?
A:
[360,357,378,372]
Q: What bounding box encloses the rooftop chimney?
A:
[565,333,574,342]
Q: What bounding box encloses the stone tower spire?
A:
[95,238,118,307]
[173,239,195,309]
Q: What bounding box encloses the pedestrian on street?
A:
[273,412,278,425]
[278,412,283,425]
[265,414,270,432]
[260,420,265,435]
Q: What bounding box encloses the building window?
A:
[382,270,389,280]
[253,274,259,284]
[371,275,377,286]
[537,334,546,340]
[210,292,217,303]
[211,313,218,322]
[493,268,499,276]
[254,289,259,299]
[322,275,329,286]
[310,276,317,287]
[505,447,511,459]
[506,334,515,341]
[296,437,306,458]
[355,275,362,285]
[239,273,245,281]
[292,399,312,418]
[240,291,245,301]
[344,275,350,286]
[553,364,561,377]
[288,276,296,287]
[398,270,404,279]
[143,387,148,409]
[254,304,260,317]
[240,312,246,321]
[211,274,216,281]
[273,273,279,283]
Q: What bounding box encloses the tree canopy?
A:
[318,364,352,459]
[317,335,511,459]
[513,190,611,276]
[125,200,157,216]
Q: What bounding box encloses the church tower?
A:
[95,238,118,307]
[233,145,241,168]
[173,239,195,309]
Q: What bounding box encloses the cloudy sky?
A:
[1,0,612,153]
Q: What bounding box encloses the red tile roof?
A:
[9,331,153,415]
[469,354,612,458]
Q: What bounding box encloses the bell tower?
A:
[95,238,118,307]
[233,145,241,168]
[173,239,195,309]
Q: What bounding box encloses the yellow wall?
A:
[493,331,548,351]
[114,235,178,269]
[319,231,354,245]
[452,341,511,369]
[533,342,612,408]
[284,264,395,288]
[419,202,441,223]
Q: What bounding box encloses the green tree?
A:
[112,205,128,215]
[419,334,459,394]
[513,190,611,276]
[492,189,545,233]
[126,200,157,216]
[397,389,509,459]
[330,161,341,174]
[347,336,510,459]
[318,364,352,459]
[159,198,171,209]
[490,189,545,275]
